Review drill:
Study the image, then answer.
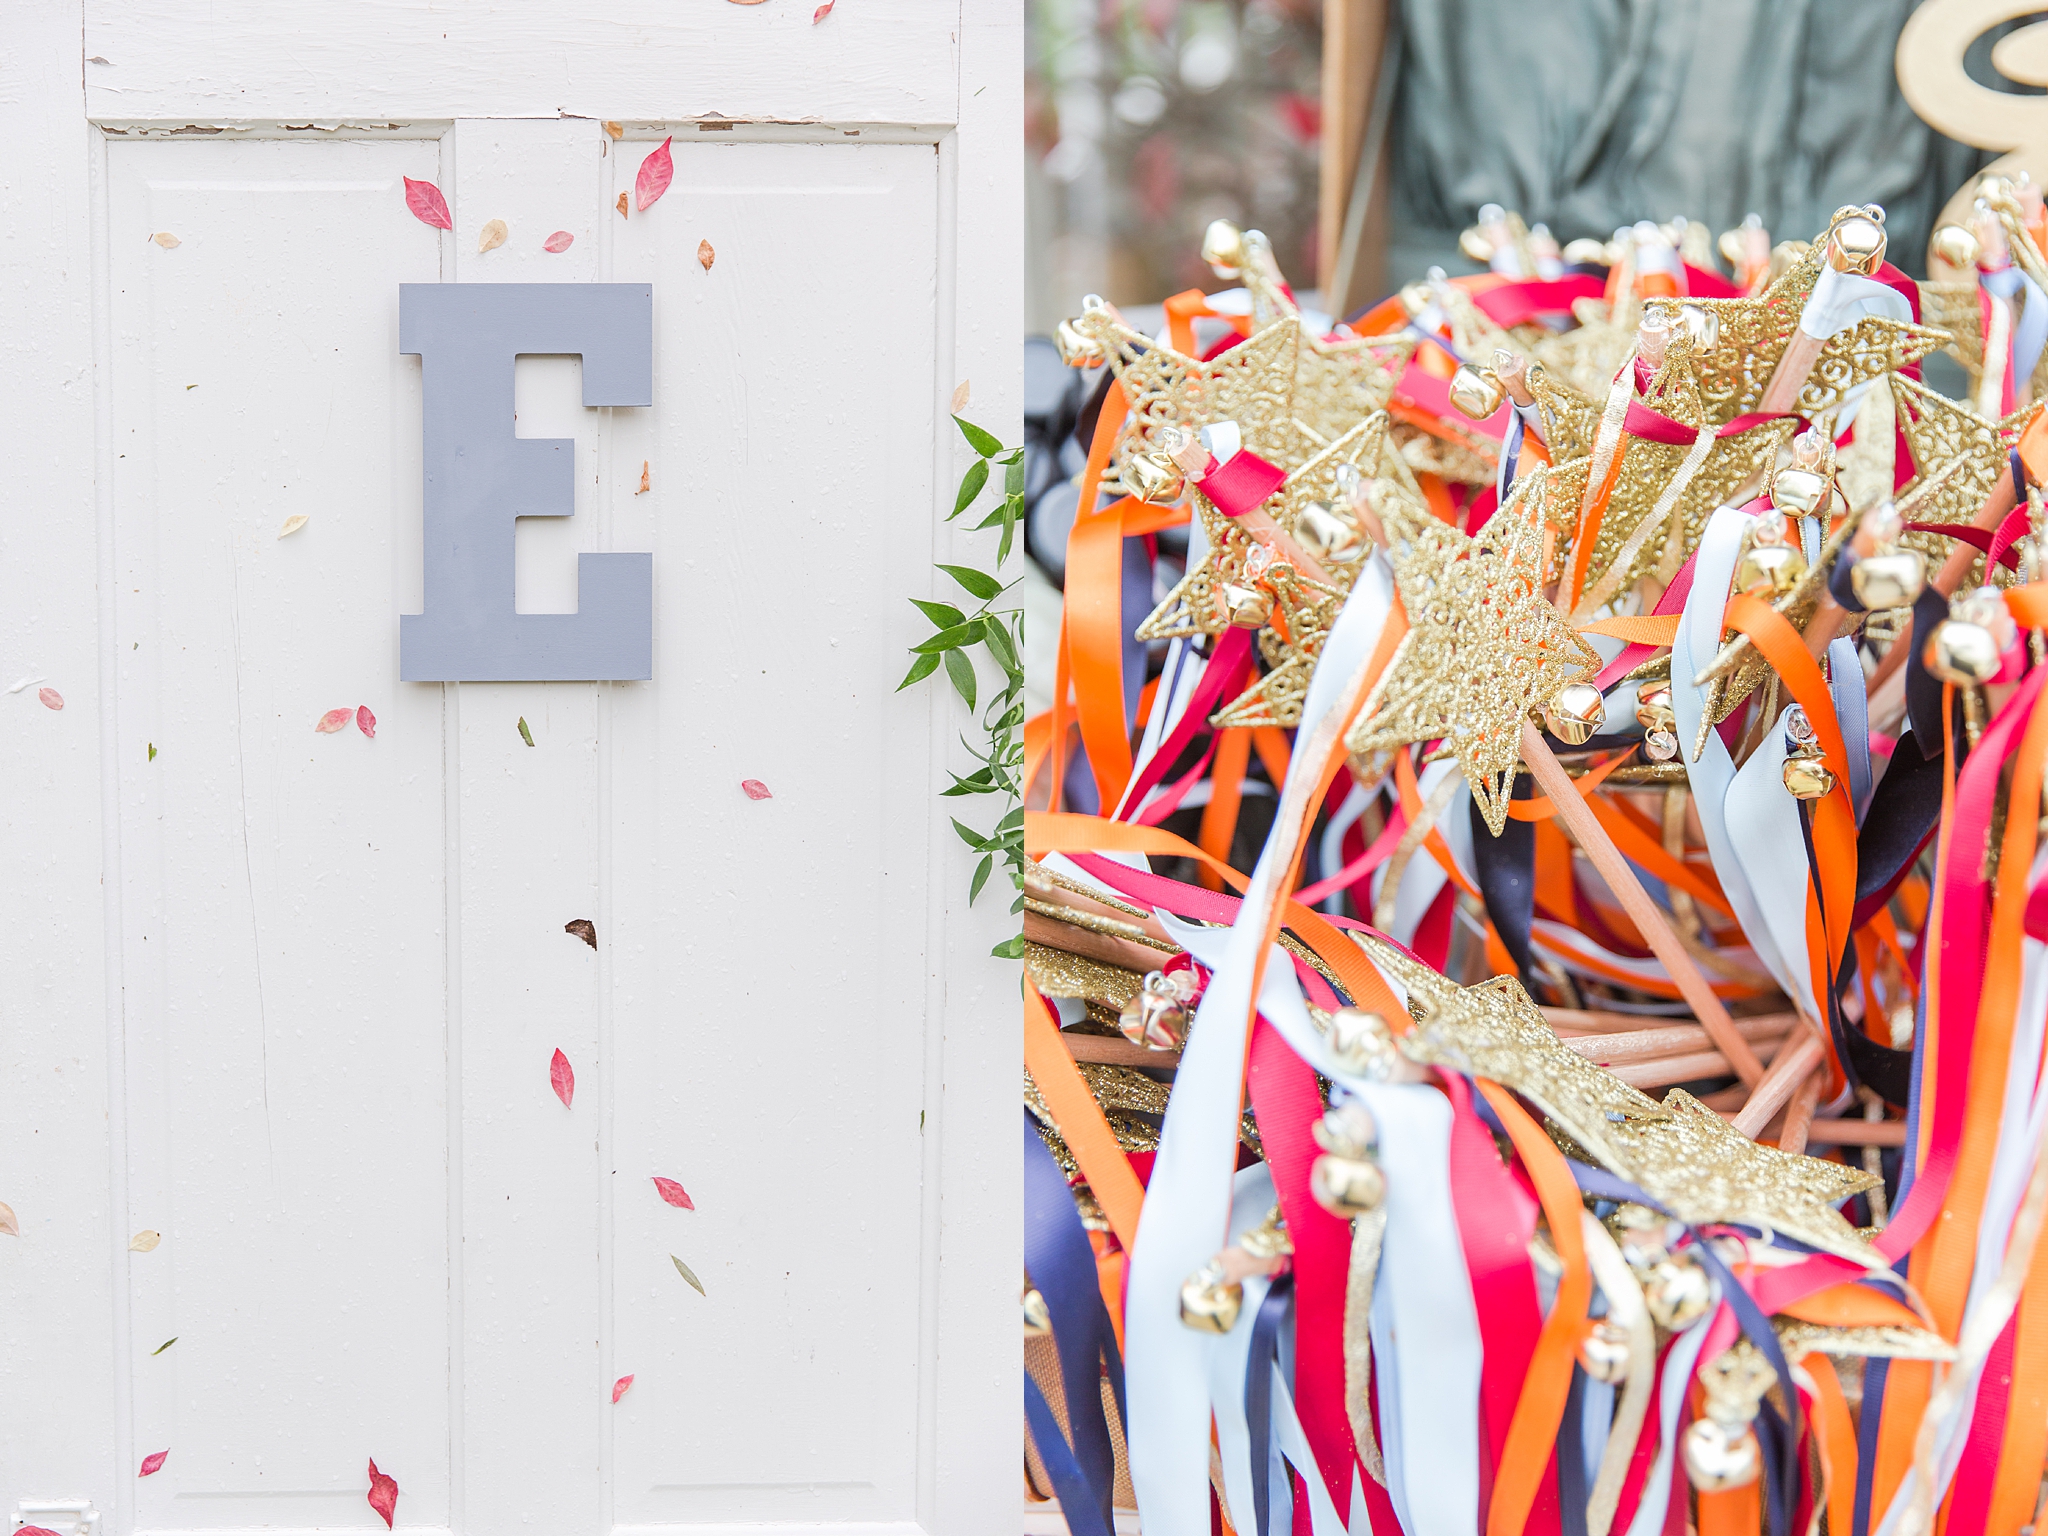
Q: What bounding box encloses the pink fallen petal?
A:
[315,708,353,734]
[551,1048,575,1108]
[652,1176,695,1210]
[612,1373,635,1404]
[740,779,773,800]
[813,0,834,18]
[37,687,63,711]
[543,230,575,253]
[402,177,453,231]
[356,705,377,739]
[20,1528,65,1535]
[636,136,674,212]
[139,1449,169,1477]
[367,1459,399,1529]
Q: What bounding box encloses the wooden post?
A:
[1318,0,1393,316]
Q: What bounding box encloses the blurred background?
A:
[1026,0,2021,333]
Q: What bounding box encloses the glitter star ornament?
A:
[1889,372,2038,578]
[1363,940,1673,1176]
[1609,1090,1880,1267]
[1343,470,1602,836]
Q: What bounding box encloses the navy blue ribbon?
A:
[1691,1239,1800,1536]
[1025,1115,1124,1533]
[1472,773,1538,987]
[1027,1373,1115,1536]
[1244,1273,1296,1536]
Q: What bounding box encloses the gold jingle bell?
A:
[1634,685,1676,733]
[1054,315,1104,368]
[1735,541,1805,596]
[1544,683,1607,746]
[1643,1254,1713,1330]
[1677,303,1720,352]
[1124,449,1185,505]
[1925,620,2002,686]
[1448,364,1507,420]
[1023,1286,1052,1337]
[1119,970,1192,1051]
[1313,1099,1376,1160]
[1219,582,1273,630]
[1178,1259,1243,1334]
[1931,222,1982,273]
[1852,549,1925,610]
[1771,466,1829,518]
[1827,207,1888,275]
[1682,1418,1762,1493]
[1325,1007,1396,1079]
[1202,219,1247,278]
[1298,499,1367,565]
[1782,743,1836,800]
[1578,1320,1632,1386]
[1458,225,1497,264]
[1310,1152,1386,1219]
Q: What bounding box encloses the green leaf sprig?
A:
[899,415,1027,957]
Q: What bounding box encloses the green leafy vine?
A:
[898,416,1026,958]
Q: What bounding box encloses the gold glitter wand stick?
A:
[1517,720,1766,1088]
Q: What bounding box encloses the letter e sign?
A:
[399,283,653,681]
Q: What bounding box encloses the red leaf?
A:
[612,1373,635,1403]
[652,1176,695,1210]
[402,177,453,231]
[37,687,63,711]
[543,230,575,253]
[20,1528,65,1535]
[813,1,835,18]
[367,1459,399,1529]
[139,1448,169,1476]
[740,779,773,800]
[551,1048,575,1108]
[636,136,674,212]
[315,708,354,733]
[356,705,376,739]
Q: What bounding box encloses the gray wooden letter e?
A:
[399,283,654,681]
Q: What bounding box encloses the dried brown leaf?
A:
[152,232,180,249]
[0,1201,17,1237]
[950,379,970,412]
[671,1253,707,1294]
[636,461,650,495]
[478,218,508,254]
[697,239,716,271]
[603,121,624,140]
[616,192,629,219]
[129,1229,161,1252]
[278,513,309,538]
[565,918,597,949]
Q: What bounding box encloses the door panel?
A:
[3,6,1017,1532]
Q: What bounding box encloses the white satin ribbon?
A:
[1722,726,1821,1020]
[1798,265,1912,340]
[1126,556,1395,1533]
[1673,506,1802,1003]
[1207,1162,1282,1534]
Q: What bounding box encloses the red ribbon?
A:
[1395,360,1512,441]
[1438,1072,1548,1531]
[1470,276,1607,329]
[1201,449,1288,518]
[1622,399,1794,447]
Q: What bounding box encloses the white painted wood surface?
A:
[0,5,1020,1534]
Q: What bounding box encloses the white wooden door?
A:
[0,7,1019,1535]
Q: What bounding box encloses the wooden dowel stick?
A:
[1778,1067,1826,1154]
[1544,1008,1798,1037]
[1731,1027,1827,1137]
[1520,721,1765,1085]
[1610,1049,1762,1090]
[1802,1118,1906,1148]
[1758,331,1827,416]
[1065,1033,1182,1068]
[1561,1016,1792,1065]
[1023,909,1174,975]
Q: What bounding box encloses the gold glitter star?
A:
[1606,1089,1880,1268]
[1889,372,2038,582]
[1774,1318,1956,1363]
[1360,939,1672,1176]
[1136,411,1399,648]
[1342,473,1602,836]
